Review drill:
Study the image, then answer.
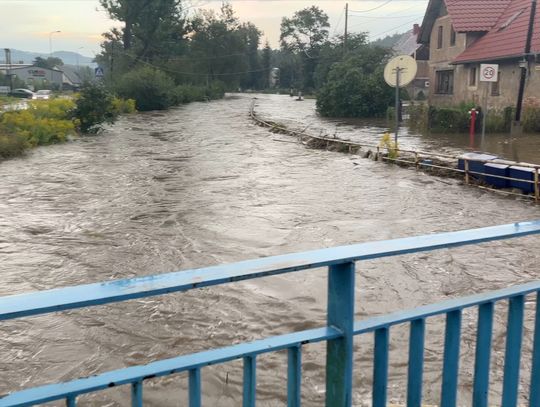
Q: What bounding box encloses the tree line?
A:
[92,0,395,116]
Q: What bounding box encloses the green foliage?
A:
[379,132,399,159]
[112,97,136,114]
[0,130,27,159]
[33,56,64,69]
[522,98,540,132]
[73,82,118,133]
[407,102,429,132]
[115,67,175,111]
[428,107,469,133]
[0,104,76,147]
[316,47,393,118]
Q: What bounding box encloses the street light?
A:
[49,30,61,55]
[76,46,84,70]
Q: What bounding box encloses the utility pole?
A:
[4,48,13,92]
[344,3,349,54]
[513,0,536,134]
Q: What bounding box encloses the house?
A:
[0,64,82,90]
[393,24,430,100]
[418,0,540,110]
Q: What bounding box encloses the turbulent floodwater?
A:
[1,94,539,406]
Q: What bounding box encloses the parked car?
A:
[34,90,52,100]
[8,88,36,99]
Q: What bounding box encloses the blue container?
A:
[458,153,498,180]
[509,165,536,193]
[485,163,510,188]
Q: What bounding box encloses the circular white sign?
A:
[384,55,418,88]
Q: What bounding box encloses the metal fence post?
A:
[465,160,470,185]
[325,261,355,407]
[534,168,539,204]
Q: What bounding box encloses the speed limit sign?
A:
[480,64,498,82]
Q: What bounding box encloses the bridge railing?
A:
[1,221,540,407]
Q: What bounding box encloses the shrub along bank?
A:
[0,83,135,160]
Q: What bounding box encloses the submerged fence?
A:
[1,221,540,406]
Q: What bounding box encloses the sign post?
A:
[383,55,417,148]
[95,67,104,79]
[479,64,498,146]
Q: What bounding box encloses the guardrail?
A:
[1,221,540,406]
[249,102,540,203]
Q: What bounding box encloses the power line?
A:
[370,16,421,38]
[349,0,394,13]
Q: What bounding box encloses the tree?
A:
[280,6,330,89]
[73,82,118,133]
[33,56,64,69]
[316,46,394,118]
[99,0,186,61]
[261,41,272,88]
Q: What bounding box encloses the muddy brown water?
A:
[1,94,539,406]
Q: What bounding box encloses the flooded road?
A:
[255,95,540,163]
[1,94,539,406]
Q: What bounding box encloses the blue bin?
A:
[509,165,536,193]
[485,163,510,188]
[458,153,498,180]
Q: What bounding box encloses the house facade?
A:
[419,0,540,111]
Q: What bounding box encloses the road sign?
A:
[95,67,104,78]
[480,64,498,82]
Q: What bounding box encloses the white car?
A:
[34,90,52,100]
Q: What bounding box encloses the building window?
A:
[469,66,477,86]
[436,70,454,94]
[491,72,501,96]
[450,26,456,46]
[437,26,443,49]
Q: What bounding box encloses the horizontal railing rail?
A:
[2,220,540,407]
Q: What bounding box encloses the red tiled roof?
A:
[454,0,540,63]
[446,0,512,32]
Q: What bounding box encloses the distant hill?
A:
[0,49,96,67]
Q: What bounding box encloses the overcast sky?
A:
[0,0,429,57]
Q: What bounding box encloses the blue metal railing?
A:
[1,221,540,406]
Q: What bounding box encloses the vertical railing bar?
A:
[530,291,540,407]
[325,261,355,407]
[189,368,201,407]
[372,327,390,407]
[66,396,77,407]
[472,302,494,407]
[501,295,525,407]
[406,318,425,407]
[440,310,462,407]
[287,345,302,407]
[243,355,256,407]
[131,380,143,407]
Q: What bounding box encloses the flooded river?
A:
[1,94,539,406]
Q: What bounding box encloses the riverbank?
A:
[250,97,540,204]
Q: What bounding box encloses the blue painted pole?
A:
[189,368,201,407]
[440,310,462,407]
[287,346,302,407]
[530,292,540,407]
[502,295,524,407]
[325,261,355,407]
[243,356,256,407]
[407,318,425,407]
[472,302,494,407]
[66,396,77,407]
[131,381,143,407]
[372,328,389,407]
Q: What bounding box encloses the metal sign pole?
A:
[482,81,488,148]
[395,67,400,147]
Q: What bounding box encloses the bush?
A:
[112,97,136,115]
[0,130,27,158]
[73,82,118,133]
[407,102,429,132]
[0,109,76,146]
[522,97,540,132]
[115,67,176,111]
[429,107,469,133]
